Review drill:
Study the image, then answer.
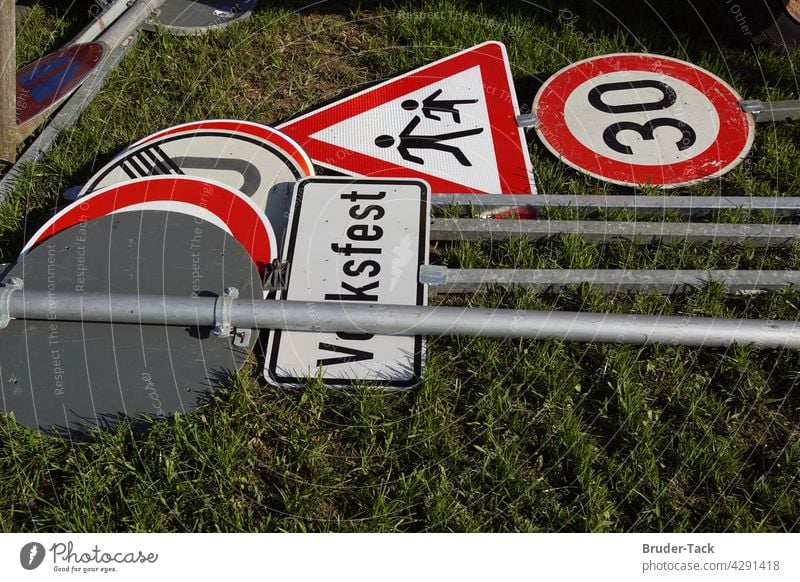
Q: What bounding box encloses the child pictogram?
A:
[375,116,484,166]
[401,89,478,123]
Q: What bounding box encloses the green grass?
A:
[1,0,799,532]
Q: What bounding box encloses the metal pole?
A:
[70,0,132,46]
[431,194,800,217]
[0,0,16,163]
[428,269,800,296]
[740,99,800,123]
[95,0,165,53]
[431,218,800,247]
[6,290,800,349]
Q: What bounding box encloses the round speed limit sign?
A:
[533,53,755,188]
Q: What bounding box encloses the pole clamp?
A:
[213,287,238,337]
[739,100,765,114]
[0,277,24,329]
[516,113,540,128]
[419,265,448,285]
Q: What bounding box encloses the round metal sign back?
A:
[0,211,262,438]
[533,53,755,188]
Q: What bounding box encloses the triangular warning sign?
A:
[278,42,536,195]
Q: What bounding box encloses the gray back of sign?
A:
[145,0,256,35]
[0,211,261,438]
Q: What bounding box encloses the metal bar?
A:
[430,219,800,247]
[0,0,16,163]
[430,194,800,216]
[0,33,138,199]
[70,0,132,45]
[740,99,800,123]
[95,0,165,53]
[432,269,800,295]
[6,290,800,349]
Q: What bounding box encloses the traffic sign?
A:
[533,53,756,188]
[278,42,536,196]
[265,177,430,388]
[144,0,256,35]
[23,176,277,276]
[130,119,314,176]
[16,42,106,140]
[1,210,262,437]
[78,121,311,248]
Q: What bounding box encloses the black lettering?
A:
[324,280,380,302]
[344,259,380,277]
[340,190,386,202]
[331,243,382,256]
[603,118,697,155]
[588,80,677,114]
[317,342,374,366]
[347,224,383,241]
[336,332,374,340]
[349,204,385,220]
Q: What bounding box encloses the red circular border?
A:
[534,54,754,187]
[132,120,315,178]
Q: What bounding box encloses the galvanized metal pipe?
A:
[70,0,132,45]
[430,269,800,295]
[7,290,800,349]
[431,194,800,217]
[431,218,800,246]
[741,99,800,123]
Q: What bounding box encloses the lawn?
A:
[0,0,798,532]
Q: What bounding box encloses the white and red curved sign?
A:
[24,176,277,276]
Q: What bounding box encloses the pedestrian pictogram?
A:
[375,116,484,167]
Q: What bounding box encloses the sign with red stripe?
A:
[23,176,277,275]
[130,119,314,177]
[278,42,535,196]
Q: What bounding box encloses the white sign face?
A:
[78,127,310,252]
[562,71,721,166]
[310,67,499,193]
[265,178,430,389]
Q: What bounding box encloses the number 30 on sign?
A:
[533,53,755,188]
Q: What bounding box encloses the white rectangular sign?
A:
[265,177,430,388]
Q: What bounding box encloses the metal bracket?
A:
[419,265,448,285]
[739,100,765,114]
[263,259,290,292]
[516,113,540,128]
[232,328,253,347]
[0,277,24,329]
[213,287,238,337]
